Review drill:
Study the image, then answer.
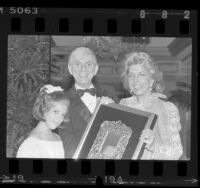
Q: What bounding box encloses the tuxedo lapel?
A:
[94,84,103,98]
[96,89,103,98]
[74,95,92,123]
[68,85,92,124]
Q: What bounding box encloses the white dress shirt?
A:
[75,84,97,113]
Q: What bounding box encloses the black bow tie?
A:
[76,88,97,97]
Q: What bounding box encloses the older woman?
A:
[120,52,183,160]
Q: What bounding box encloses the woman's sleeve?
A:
[16,138,40,158]
[152,102,183,160]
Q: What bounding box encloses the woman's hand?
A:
[140,129,155,149]
[98,96,115,105]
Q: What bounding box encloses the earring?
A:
[150,83,154,91]
[129,88,134,95]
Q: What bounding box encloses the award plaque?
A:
[73,102,158,159]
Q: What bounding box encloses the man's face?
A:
[68,51,99,88]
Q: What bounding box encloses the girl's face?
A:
[43,101,68,130]
[127,64,154,96]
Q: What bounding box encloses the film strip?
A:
[0,7,198,186]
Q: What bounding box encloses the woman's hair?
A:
[121,52,165,93]
[68,47,97,66]
[32,85,70,121]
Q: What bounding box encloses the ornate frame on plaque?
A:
[87,121,132,159]
[73,102,158,159]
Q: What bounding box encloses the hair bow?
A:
[41,84,64,94]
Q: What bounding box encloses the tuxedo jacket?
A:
[58,85,110,158]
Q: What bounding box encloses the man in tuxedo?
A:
[58,47,115,158]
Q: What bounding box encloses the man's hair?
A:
[68,47,97,65]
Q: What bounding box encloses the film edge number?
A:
[0,8,191,20]
[0,7,38,14]
[139,10,190,19]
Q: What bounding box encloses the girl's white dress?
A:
[119,93,183,160]
[16,136,65,159]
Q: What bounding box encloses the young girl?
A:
[16,84,70,158]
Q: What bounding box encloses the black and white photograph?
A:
[7,35,192,160]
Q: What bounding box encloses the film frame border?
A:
[0,8,198,186]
